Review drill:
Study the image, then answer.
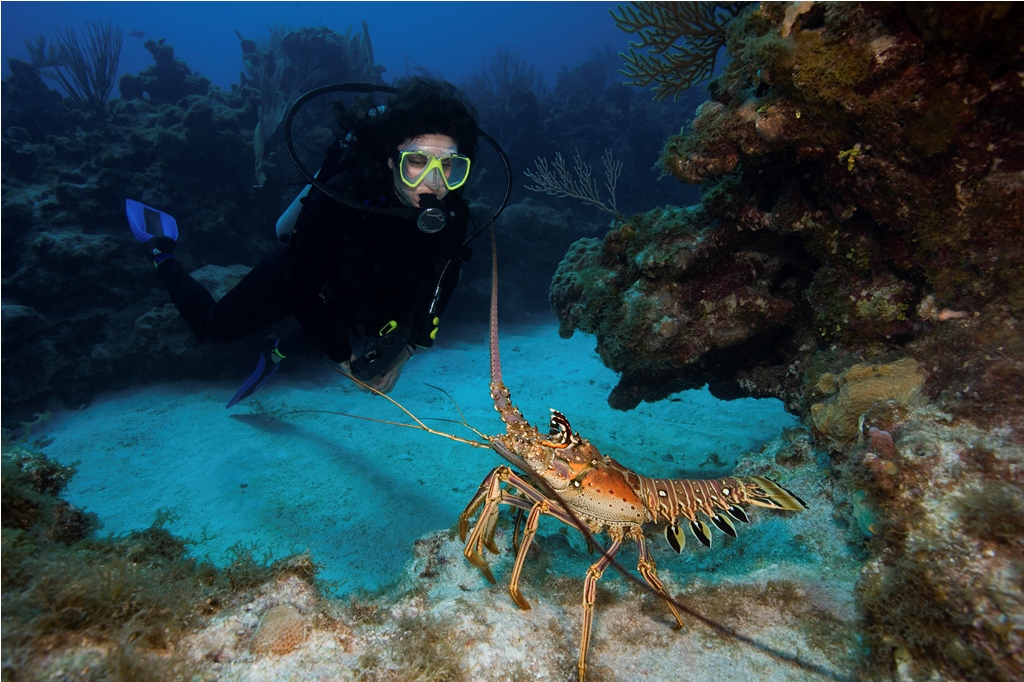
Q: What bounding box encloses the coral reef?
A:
[118,38,210,104]
[553,2,1024,423]
[238,23,383,186]
[810,358,925,446]
[1,416,97,546]
[550,203,808,409]
[0,58,69,141]
[552,3,1024,679]
[460,44,703,226]
[24,20,123,116]
[849,409,1024,681]
[1,432,332,680]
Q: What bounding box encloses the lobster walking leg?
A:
[579,531,624,682]
[508,500,549,610]
[511,508,526,553]
[633,529,685,630]
[460,467,573,583]
[461,467,509,583]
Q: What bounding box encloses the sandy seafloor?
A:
[40,322,801,593]
[37,322,864,680]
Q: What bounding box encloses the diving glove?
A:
[226,335,286,408]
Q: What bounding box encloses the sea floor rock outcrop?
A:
[551,204,816,409]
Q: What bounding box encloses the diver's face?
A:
[388,133,458,208]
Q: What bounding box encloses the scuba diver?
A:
[127,77,507,407]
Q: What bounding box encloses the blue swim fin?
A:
[226,335,286,408]
[126,199,178,243]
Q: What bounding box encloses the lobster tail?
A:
[635,474,806,552]
[741,475,808,511]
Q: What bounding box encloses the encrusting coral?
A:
[550,203,802,409]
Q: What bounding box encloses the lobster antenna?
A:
[489,220,503,388]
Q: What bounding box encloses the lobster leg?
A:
[579,531,623,682]
[633,530,685,630]
[511,508,526,554]
[458,468,500,542]
[508,499,549,610]
[481,501,502,555]
[462,467,510,583]
[462,467,555,583]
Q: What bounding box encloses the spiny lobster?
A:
[340,228,807,681]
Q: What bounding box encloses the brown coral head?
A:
[250,604,307,655]
[692,101,726,130]
[811,358,925,446]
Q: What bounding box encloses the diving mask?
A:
[396,149,471,191]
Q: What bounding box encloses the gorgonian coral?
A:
[610,1,749,101]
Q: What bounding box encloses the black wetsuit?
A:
[155,171,470,364]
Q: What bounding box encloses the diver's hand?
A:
[341,346,414,395]
[370,345,412,394]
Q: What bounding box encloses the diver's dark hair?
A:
[335,77,479,193]
[382,77,479,159]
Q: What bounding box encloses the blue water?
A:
[3,2,633,92]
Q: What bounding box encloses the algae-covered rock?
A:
[551,204,815,409]
[118,39,211,104]
[553,2,1024,428]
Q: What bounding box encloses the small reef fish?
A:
[129,30,145,40]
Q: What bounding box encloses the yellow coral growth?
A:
[250,604,306,655]
[811,358,925,444]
